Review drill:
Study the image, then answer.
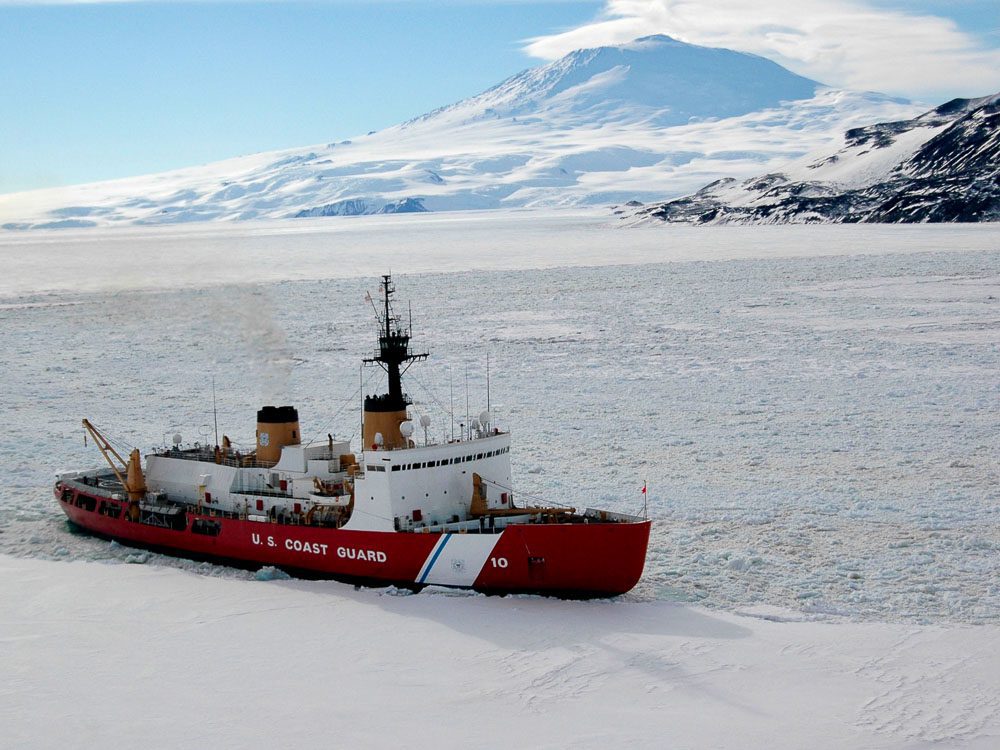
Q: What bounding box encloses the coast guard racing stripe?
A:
[415,532,502,586]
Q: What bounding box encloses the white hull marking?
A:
[416,532,503,587]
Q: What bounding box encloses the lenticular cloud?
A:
[523,0,1000,99]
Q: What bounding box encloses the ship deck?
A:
[57,470,646,536]
[151,444,339,469]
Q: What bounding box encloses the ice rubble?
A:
[1,214,997,625]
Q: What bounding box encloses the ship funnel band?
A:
[364,394,410,413]
[257,405,299,423]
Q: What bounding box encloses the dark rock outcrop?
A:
[635,93,1000,224]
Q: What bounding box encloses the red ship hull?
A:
[57,482,651,597]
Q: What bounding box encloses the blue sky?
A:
[1,0,997,194]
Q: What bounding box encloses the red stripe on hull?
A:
[56,484,649,596]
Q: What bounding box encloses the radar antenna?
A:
[362,274,428,412]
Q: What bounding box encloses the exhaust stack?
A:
[256,405,300,464]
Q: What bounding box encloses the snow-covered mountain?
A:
[0,35,920,230]
[410,34,820,127]
[631,92,1000,224]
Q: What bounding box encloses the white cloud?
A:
[524,0,1000,100]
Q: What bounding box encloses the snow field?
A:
[2,555,999,750]
[2,213,998,749]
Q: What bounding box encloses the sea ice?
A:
[0,212,997,624]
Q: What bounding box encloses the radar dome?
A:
[399,421,414,438]
[419,415,432,427]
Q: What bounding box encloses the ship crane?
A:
[81,419,146,503]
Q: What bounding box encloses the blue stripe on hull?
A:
[417,533,452,584]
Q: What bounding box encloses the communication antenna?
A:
[449,367,455,441]
[365,288,380,320]
[465,365,470,441]
[486,352,491,415]
[212,375,219,447]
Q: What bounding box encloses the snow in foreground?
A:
[2,556,998,749]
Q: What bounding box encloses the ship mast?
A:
[362,275,427,449]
